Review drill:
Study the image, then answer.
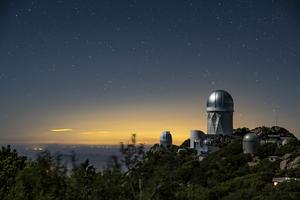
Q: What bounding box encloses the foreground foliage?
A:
[0,134,300,200]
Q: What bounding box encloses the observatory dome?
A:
[190,130,205,140]
[160,131,172,147]
[190,130,205,149]
[243,133,259,142]
[207,90,234,112]
[243,133,259,154]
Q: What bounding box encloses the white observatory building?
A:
[160,131,172,147]
[190,130,205,149]
[207,90,234,135]
[243,133,259,154]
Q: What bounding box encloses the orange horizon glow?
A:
[3,97,299,145]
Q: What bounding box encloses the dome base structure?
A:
[207,112,233,135]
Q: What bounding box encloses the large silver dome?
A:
[207,90,234,112]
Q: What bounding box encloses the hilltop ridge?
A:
[233,126,296,139]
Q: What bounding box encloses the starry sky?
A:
[0,0,300,144]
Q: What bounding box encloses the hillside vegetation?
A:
[0,127,300,200]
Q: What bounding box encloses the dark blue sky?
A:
[0,0,300,144]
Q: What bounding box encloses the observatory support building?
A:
[207,90,234,135]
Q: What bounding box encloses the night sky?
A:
[0,0,300,144]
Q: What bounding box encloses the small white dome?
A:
[160,131,172,147]
[243,133,259,142]
[243,133,259,154]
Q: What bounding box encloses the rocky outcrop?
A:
[280,159,288,170]
[280,154,300,170]
[288,156,300,169]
